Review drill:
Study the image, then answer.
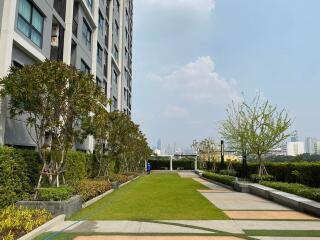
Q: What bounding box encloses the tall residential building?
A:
[291,130,299,142]
[0,0,133,150]
[286,141,305,156]
[305,137,317,154]
[315,141,320,155]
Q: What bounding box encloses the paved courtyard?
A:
[39,172,320,240]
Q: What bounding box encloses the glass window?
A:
[19,0,31,20]
[80,59,90,74]
[82,19,92,49]
[98,11,104,34]
[86,0,92,10]
[97,44,103,66]
[17,0,44,48]
[113,44,118,61]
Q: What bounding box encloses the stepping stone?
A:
[74,236,245,240]
[224,210,318,220]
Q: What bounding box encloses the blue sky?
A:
[132,0,320,149]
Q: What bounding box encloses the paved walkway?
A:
[43,172,320,240]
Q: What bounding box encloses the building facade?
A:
[286,141,305,156]
[305,137,317,155]
[0,0,133,150]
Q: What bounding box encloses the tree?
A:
[105,111,152,174]
[0,60,105,188]
[192,138,219,171]
[220,101,249,177]
[242,95,292,175]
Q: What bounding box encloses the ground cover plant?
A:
[0,206,52,240]
[70,173,228,220]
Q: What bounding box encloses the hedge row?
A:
[0,146,100,208]
[261,181,320,202]
[148,160,195,170]
[202,172,235,187]
[202,161,320,187]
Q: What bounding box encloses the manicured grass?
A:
[70,173,228,220]
[244,230,320,237]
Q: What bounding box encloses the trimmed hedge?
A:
[202,172,235,187]
[65,151,89,182]
[72,180,112,201]
[37,186,73,201]
[148,160,195,170]
[261,181,320,202]
[0,147,39,208]
[203,161,320,188]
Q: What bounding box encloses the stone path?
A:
[43,173,320,240]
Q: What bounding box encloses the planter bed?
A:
[16,195,82,218]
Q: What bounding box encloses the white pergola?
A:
[148,154,198,171]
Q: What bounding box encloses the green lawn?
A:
[70,173,228,220]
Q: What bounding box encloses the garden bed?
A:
[16,195,82,218]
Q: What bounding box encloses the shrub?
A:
[148,160,170,170]
[0,206,52,240]
[64,151,88,183]
[0,147,31,208]
[172,160,195,170]
[218,161,320,188]
[109,174,129,184]
[250,174,274,183]
[219,169,237,177]
[202,172,236,186]
[260,181,320,202]
[72,180,111,201]
[37,187,73,201]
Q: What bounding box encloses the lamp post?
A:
[221,140,225,168]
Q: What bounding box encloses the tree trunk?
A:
[241,151,248,178]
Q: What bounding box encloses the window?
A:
[96,77,102,87]
[80,59,90,74]
[86,0,92,10]
[113,44,118,61]
[112,69,118,84]
[113,96,118,110]
[98,11,104,34]
[82,19,92,49]
[17,0,44,48]
[103,80,108,97]
[97,44,103,66]
[114,20,119,38]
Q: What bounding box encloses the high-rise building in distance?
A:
[0,0,133,151]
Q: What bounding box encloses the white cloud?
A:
[159,56,241,105]
[139,0,215,18]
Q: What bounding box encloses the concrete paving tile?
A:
[177,172,199,178]
[167,220,244,234]
[253,237,320,240]
[198,189,232,193]
[201,192,290,210]
[224,211,318,220]
[74,236,245,240]
[192,178,226,190]
[138,222,214,234]
[235,220,320,230]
